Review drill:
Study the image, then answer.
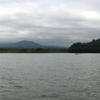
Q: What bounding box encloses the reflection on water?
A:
[0,54,99,100]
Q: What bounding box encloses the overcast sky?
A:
[0,0,100,46]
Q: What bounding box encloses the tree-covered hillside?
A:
[68,39,100,53]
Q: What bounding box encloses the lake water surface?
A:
[0,54,100,100]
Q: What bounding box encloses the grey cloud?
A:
[0,0,99,46]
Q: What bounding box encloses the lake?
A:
[0,54,100,100]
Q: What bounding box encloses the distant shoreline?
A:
[0,48,67,53]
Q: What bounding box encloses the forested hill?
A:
[68,39,100,53]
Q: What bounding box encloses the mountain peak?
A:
[17,40,34,43]
[14,40,41,48]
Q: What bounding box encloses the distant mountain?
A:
[0,40,42,48]
[68,39,100,53]
[12,40,42,48]
[0,40,66,49]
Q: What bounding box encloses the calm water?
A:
[0,54,100,100]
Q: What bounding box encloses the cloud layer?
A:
[0,0,100,46]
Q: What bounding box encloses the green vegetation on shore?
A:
[0,48,67,53]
